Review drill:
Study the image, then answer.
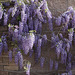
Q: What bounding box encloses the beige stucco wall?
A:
[47,0,75,16]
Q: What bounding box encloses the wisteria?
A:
[21,32,35,55]
[74,32,75,45]
[56,45,61,59]
[68,70,72,75]
[0,0,75,75]
[56,16,61,26]
[19,21,23,34]
[0,5,3,20]
[12,5,17,17]
[29,49,33,57]
[4,13,8,26]
[9,50,12,62]
[54,61,58,70]
[42,34,47,46]
[17,51,23,69]
[50,59,53,70]
[1,34,8,52]
[40,57,45,68]
[15,53,19,65]
[21,10,25,22]
[36,7,44,22]
[13,28,19,41]
[66,42,70,52]
[0,39,3,55]
[26,62,31,75]
[66,62,72,72]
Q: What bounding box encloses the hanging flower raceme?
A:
[68,28,74,45]
[21,10,25,22]
[29,49,33,57]
[12,4,17,17]
[13,28,19,41]
[36,7,44,22]
[56,16,62,26]
[0,5,3,19]
[40,57,45,68]
[54,61,58,70]
[16,51,23,69]
[19,21,23,34]
[37,39,42,58]
[0,39,3,55]
[15,53,19,65]
[25,62,31,75]
[22,31,35,55]
[50,59,53,70]
[4,13,8,26]
[1,34,8,52]
[9,50,12,62]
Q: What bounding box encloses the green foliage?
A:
[17,0,30,5]
[29,30,36,36]
[23,0,29,4]
[45,9,48,13]
[24,61,31,72]
[8,23,14,27]
[0,2,4,11]
[68,28,74,32]
[29,30,36,33]
[8,23,11,27]
[0,38,2,42]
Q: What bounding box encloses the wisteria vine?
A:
[0,0,75,75]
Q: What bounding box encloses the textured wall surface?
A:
[47,0,75,16]
[0,0,75,75]
[48,0,68,16]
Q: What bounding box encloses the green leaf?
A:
[74,8,75,10]
[68,28,74,32]
[24,66,28,71]
[68,29,70,32]
[29,33,32,36]
[47,2,48,6]
[45,9,48,13]
[0,3,4,11]
[0,3,1,5]
[27,61,31,65]
[0,38,2,42]
[29,30,36,33]
[56,45,58,47]
[8,23,11,27]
